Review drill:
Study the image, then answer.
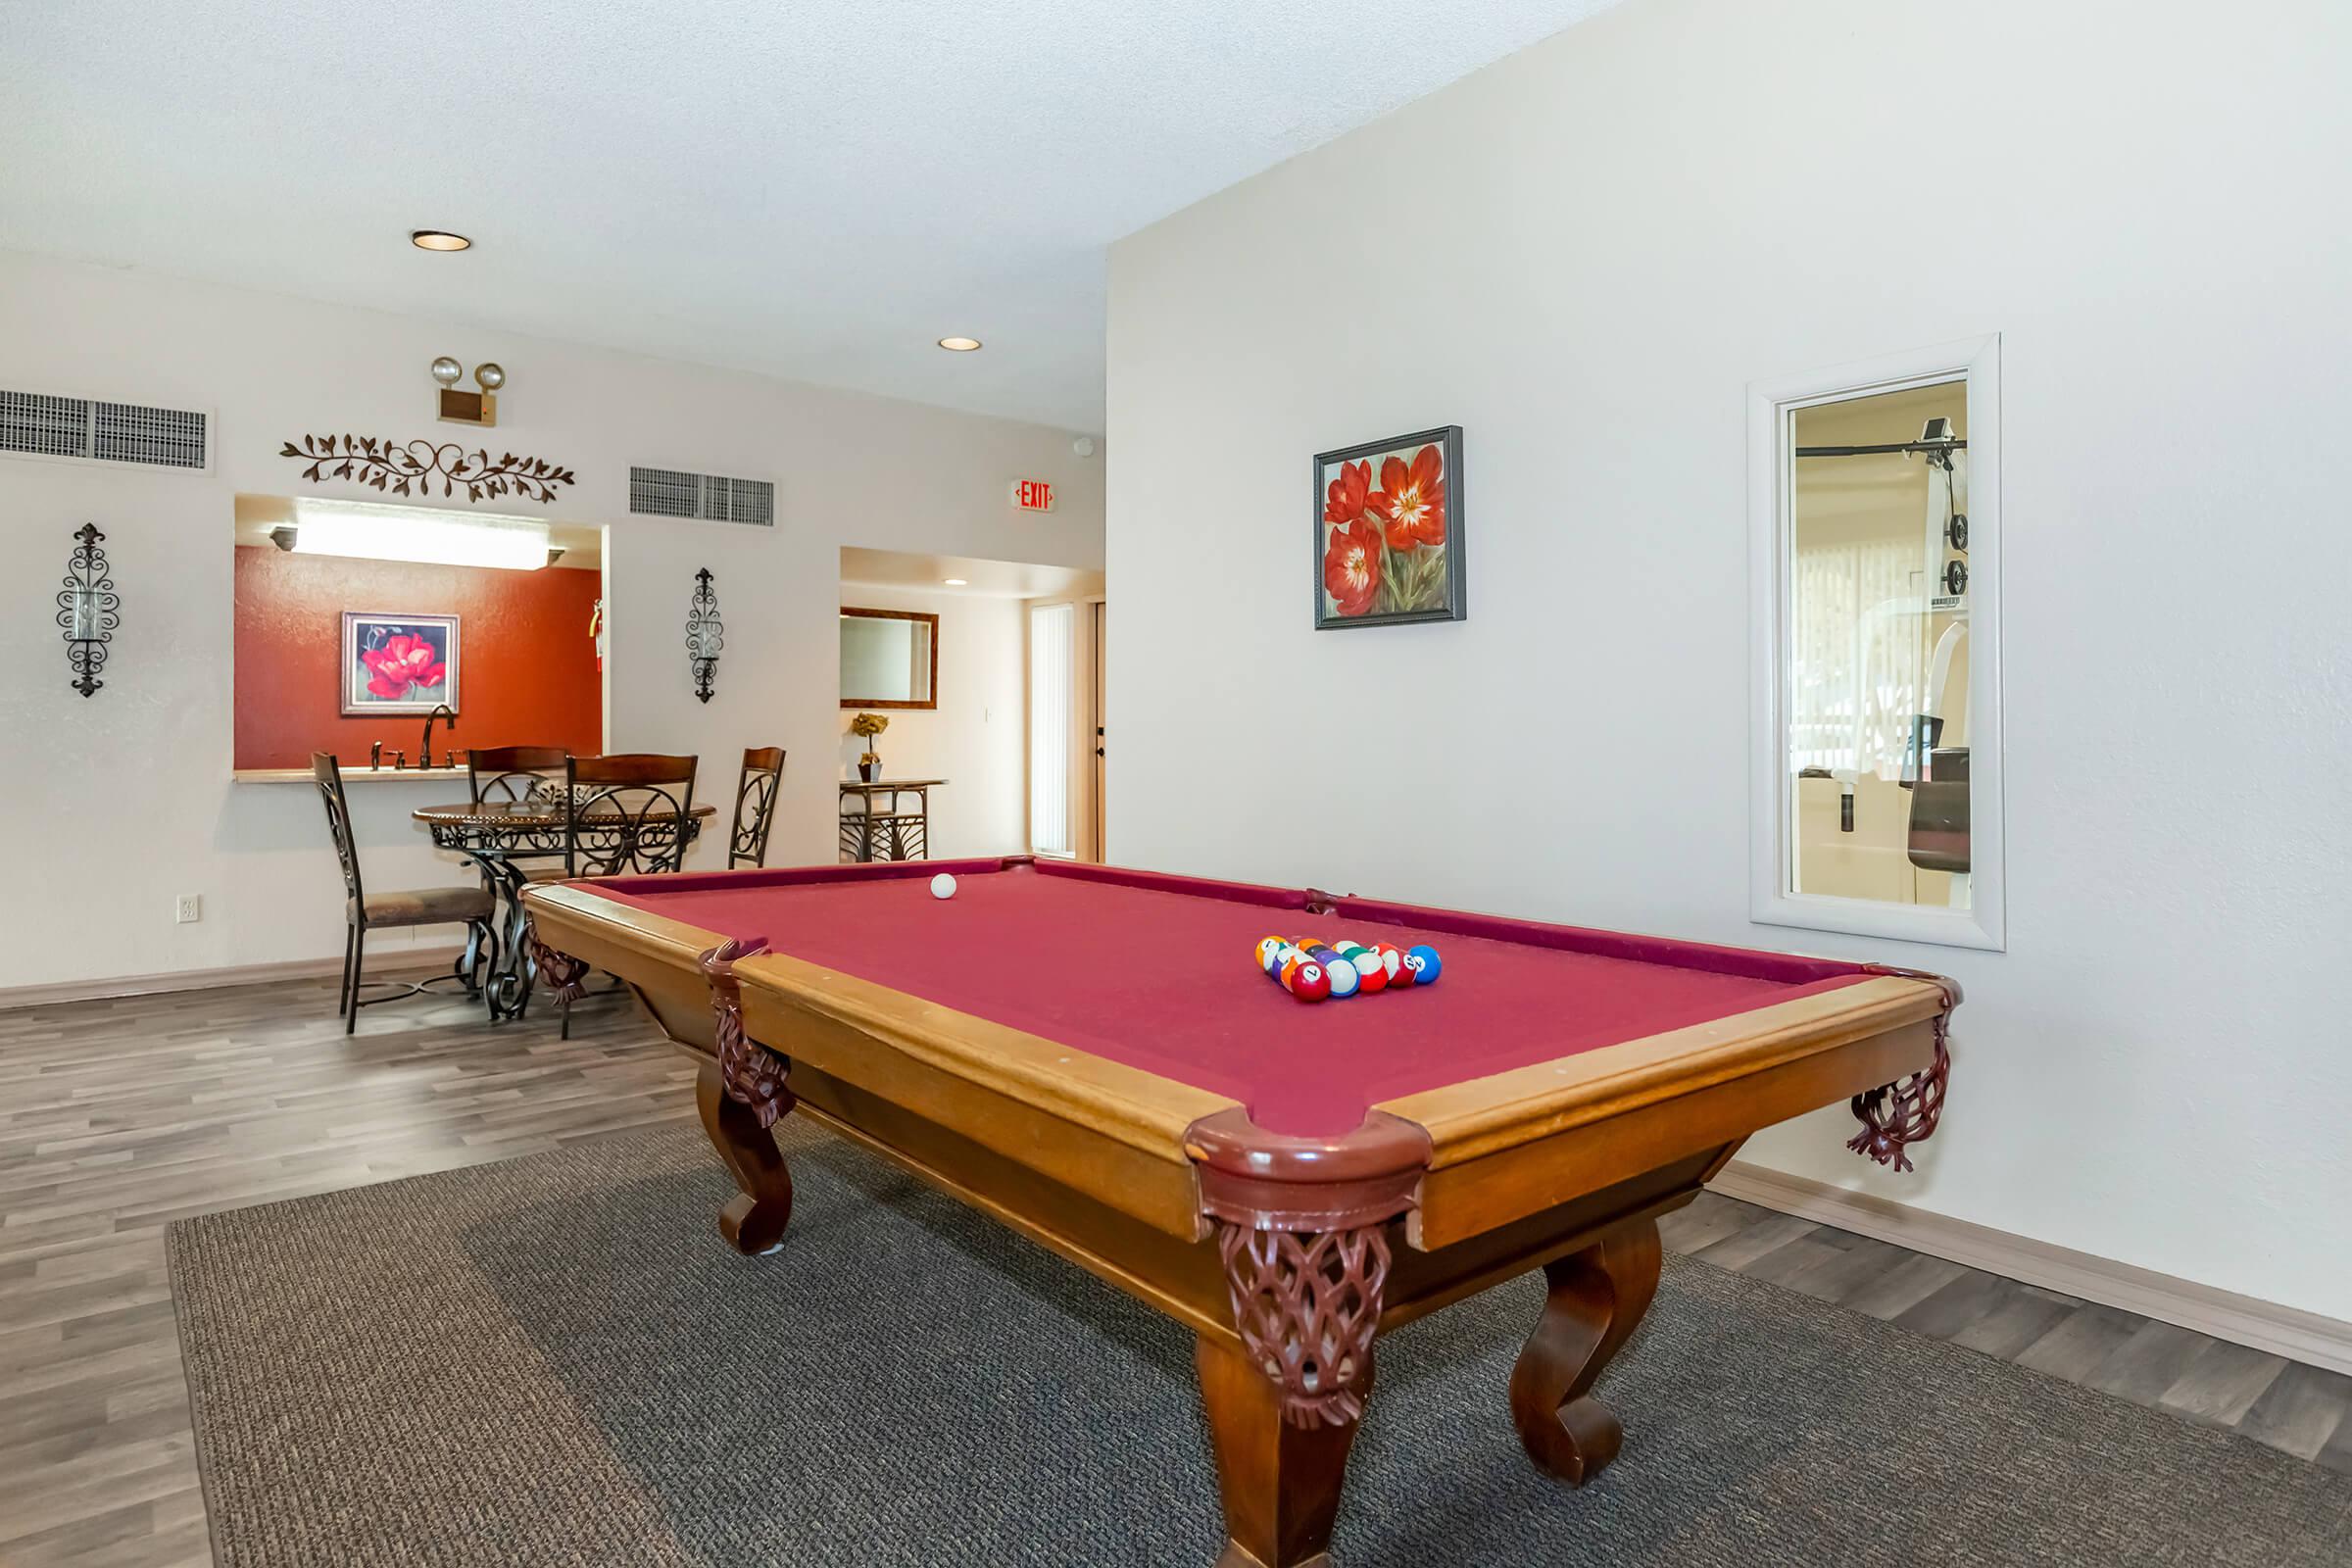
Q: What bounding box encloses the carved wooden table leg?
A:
[694,939,795,1255]
[1508,1215,1663,1485]
[522,918,589,1036]
[1199,1215,1391,1567]
[1197,1333,1365,1568]
[695,1058,794,1254]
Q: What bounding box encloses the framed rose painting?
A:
[1314,425,1465,629]
[341,612,460,715]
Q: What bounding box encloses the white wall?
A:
[1106,0,2352,1320]
[0,250,1102,990]
[834,585,1029,858]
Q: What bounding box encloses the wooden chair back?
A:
[467,745,571,805]
[312,753,365,908]
[730,747,786,867]
[564,753,699,875]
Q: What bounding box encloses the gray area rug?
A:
[170,1121,2351,1566]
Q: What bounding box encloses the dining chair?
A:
[548,753,698,1037]
[466,744,577,889]
[313,754,498,1034]
[564,753,699,876]
[729,747,786,867]
[466,745,570,804]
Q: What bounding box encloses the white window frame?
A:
[1747,334,2005,951]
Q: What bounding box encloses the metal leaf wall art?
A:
[277,434,577,504]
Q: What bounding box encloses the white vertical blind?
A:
[1029,603,1074,856]
[1789,538,1926,778]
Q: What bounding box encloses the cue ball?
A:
[930,873,957,900]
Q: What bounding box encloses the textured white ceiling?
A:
[1,0,1619,432]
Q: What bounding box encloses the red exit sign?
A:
[1009,478,1056,513]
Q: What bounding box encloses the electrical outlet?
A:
[175,894,202,924]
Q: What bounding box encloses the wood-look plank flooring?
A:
[2,976,2345,1566]
[0,975,697,1568]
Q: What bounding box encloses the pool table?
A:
[521,857,1957,1567]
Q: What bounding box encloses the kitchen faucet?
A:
[421,704,457,772]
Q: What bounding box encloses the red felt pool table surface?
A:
[588,858,1872,1137]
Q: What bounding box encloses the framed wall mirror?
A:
[840,607,938,709]
[1748,335,2003,950]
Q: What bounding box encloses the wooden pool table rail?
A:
[523,879,1948,1247]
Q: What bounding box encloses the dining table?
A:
[413,797,715,1019]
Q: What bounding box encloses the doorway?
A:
[838,548,1102,862]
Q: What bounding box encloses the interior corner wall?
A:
[1104,0,2352,1320]
[0,249,1103,988]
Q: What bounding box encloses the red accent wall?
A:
[233,547,602,769]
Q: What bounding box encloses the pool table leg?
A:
[1196,1333,1366,1568]
[694,1058,796,1255]
[1507,1215,1663,1486]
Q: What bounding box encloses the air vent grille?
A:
[0,389,209,469]
[629,465,774,526]
[1,392,92,459]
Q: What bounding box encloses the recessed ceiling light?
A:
[943,578,968,586]
[936,336,982,352]
[411,229,472,252]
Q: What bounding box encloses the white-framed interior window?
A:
[1029,602,1075,858]
[1747,335,2004,951]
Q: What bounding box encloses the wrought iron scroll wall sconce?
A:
[687,567,723,704]
[58,522,119,698]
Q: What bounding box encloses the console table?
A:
[839,778,946,862]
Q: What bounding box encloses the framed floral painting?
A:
[341,612,460,714]
[1315,425,1464,629]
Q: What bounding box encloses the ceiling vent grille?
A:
[629,466,774,526]
[0,389,209,470]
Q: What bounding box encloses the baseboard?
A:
[1710,1159,2352,1378]
[0,944,467,1011]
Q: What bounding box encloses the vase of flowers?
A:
[850,711,888,781]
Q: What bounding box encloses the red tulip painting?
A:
[1314,426,1465,629]
[340,612,461,714]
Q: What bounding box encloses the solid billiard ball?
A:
[1405,944,1442,985]
[1289,961,1331,1002]
[1325,957,1360,998]
[930,873,958,900]
[1349,950,1388,994]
